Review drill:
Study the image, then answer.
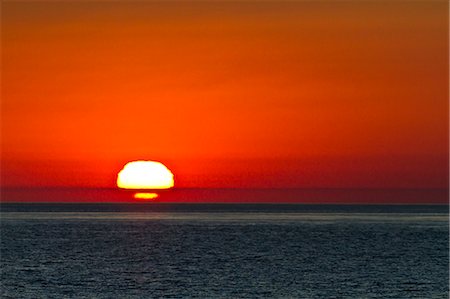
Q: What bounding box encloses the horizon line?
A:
[1,187,448,191]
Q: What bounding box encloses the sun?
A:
[117,161,174,189]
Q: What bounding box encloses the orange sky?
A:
[2,1,448,189]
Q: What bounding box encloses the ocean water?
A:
[1,204,448,298]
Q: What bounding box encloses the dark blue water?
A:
[1,204,448,298]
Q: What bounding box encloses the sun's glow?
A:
[117,161,174,189]
[134,192,159,200]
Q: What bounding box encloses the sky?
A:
[2,1,449,191]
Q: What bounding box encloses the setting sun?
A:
[117,161,174,189]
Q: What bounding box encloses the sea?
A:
[1,203,448,298]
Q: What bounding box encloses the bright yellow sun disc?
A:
[117,161,174,189]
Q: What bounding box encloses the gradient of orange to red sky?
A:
[2,1,449,191]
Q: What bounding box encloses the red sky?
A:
[1,1,448,190]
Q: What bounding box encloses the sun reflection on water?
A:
[134,192,159,200]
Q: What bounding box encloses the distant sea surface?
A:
[1,203,448,298]
[1,187,448,204]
